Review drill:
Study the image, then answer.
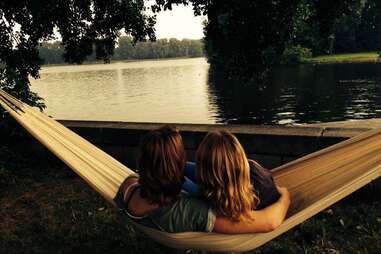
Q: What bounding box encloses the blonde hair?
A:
[196,130,259,221]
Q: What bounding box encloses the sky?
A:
[45,4,205,42]
[153,5,205,40]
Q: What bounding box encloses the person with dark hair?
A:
[137,125,186,205]
[114,125,215,232]
[115,126,290,233]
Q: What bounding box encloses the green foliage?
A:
[38,42,66,65]
[334,12,362,53]
[38,37,205,64]
[308,52,379,63]
[311,0,361,53]
[202,0,300,83]
[114,37,204,60]
[357,0,381,52]
[281,46,313,64]
[1,0,380,97]
[291,0,322,55]
[291,0,363,55]
[157,0,364,84]
[0,0,155,119]
[154,1,300,83]
[291,0,381,56]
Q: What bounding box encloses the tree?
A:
[311,0,362,54]
[290,0,363,55]
[291,0,324,55]
[200,0,300,84]
[357,0,381,52]
[333,11,363,53]
[156,1,362,84]
[0,0,155,119]
[38,41,65,64]
[38,37,205,63]
[290,0,381,55]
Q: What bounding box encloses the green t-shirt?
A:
[114,187,216,233]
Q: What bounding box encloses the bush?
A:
[281,45,313,64]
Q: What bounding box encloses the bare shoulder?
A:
[120,176,139,195]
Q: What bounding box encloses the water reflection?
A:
[207,62,381,124]
[31,59,381,125]
[31,58,217,123]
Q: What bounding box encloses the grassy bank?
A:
[307,52,380,64]
[1,147,380,253]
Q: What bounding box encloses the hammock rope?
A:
[1,89,380,252]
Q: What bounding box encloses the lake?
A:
[31,57,381,125]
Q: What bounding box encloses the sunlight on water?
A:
[31,58,220,124]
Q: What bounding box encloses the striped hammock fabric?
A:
[1,89,380,252]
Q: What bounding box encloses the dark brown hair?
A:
[138,125,186,205]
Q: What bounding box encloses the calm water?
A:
[31,58,381,124]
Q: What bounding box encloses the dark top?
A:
[248,160,281,210]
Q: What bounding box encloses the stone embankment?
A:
[47,119,380,169]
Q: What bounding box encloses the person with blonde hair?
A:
[195,130,289,231]
[116,126,290,234]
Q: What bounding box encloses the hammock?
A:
[0,89,380,252]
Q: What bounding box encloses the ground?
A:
[307,52,380,64]
[0,146,380,254]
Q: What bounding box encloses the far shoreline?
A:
[40,52,381,69]
[40,56,207,68]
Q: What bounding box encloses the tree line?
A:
[291,0,381,55]
[39,37,204,65]
[161,0,373,83]
[2,0,381,113]
[1,0,156,115]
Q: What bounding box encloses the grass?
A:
[0,146,380,254]
[0,147,167,254]
[307,52,380,64]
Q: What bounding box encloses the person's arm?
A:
[213,186,290,234]
[119,176,139,198]
[248,159,266,171]
[112,175,139,209]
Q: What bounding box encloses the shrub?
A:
[281,45,313,64]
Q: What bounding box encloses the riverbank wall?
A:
[12,119,380,170]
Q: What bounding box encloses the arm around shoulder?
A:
[213,186,290,234]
